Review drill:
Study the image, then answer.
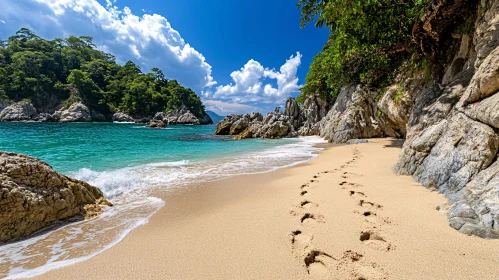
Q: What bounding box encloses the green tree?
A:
[298,0,428,99]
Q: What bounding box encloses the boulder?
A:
[56,102,92,122]
[298,94,331,136]
[0,101,38,121]
[319,85,382,143]
[214,115,239,135]
[214,112,294,139]
[0,152,110,242]
[146,120,167,128]
[112,112,134,122]
[377,62,428,138]
[165,105,208,125]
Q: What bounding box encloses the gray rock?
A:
[165,105,211,125]
[298,94,330,136]
[319,85,382,143]
[112,112,134,122]
[0,101,38,121]
[377,62,428,137]
[0,152,110,242]
[57,102,92,122]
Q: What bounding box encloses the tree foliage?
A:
[0,28,206,117]
[298,0,429,99]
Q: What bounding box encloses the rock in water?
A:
[0,152,110,242]
[0,101,38,121]
[146,119,167,128]
[112,112,135,122]
[55,102,92,122]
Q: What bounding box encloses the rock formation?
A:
[0,152,111,242]
[112,112,135,122]
[319,86,383,143]
[164,105,212,125]
[393,0,499,238]
[0,101,38,121]
[54,102,92,122]
[146,119,167,129]
[298,94,331,136]
[214,111,296,139]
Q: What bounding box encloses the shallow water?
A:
[0,122,325,279]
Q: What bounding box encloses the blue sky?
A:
[0,0,328,115]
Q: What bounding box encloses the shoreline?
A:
[20,138,499,279]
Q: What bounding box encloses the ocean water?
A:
[0,122,325,279]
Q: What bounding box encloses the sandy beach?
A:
[33,138,499,279]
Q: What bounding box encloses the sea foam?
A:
[0,136,326,279]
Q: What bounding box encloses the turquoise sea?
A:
[0,122,325,279]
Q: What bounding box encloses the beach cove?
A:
[20,138,499,280]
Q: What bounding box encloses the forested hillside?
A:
[0,28,207,119]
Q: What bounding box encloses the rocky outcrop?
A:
[163,105,213,125]
[146,119,167,128]
[298,94,331,136]
[318,86,383,143]
[214,111,295,139]
[394,0,499,238]
[54,102,92,123]
[0,152,111,242]
[112,112,134,122]
[0,101,38,121]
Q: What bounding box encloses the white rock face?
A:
[112,112,134,122]
[0,101,38,121]
[56,102,92,122]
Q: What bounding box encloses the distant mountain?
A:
[206,111,225,124]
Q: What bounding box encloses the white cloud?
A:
[203,100,257,115]
[0,0,216,91]
[204,52,302,105]
[0,20,5,24]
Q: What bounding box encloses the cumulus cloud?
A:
[204,52,302,105]
[0,20,5,24]
[0,0,216,92]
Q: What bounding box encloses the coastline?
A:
[26,138,499,279]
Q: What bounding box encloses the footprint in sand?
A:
[291,230,313,250]
[301,190,309,196]
[358,200,383,210]
[304,250,335,278]
[301,213,323,224]
[300,200,318,209]
[359,230,393,251]
[349,190,366,198]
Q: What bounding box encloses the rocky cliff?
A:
[0,152,111,242]
[214,0,499,238]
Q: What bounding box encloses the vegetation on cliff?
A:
[296,0,486,102]
[297,0,431,101]
[0,28,207,118]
